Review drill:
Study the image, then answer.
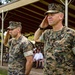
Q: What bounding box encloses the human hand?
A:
[40,15,48,28]
[6,30,10,38]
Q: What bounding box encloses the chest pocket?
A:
[10,40,23,59]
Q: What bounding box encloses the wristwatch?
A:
[39,26,46,30]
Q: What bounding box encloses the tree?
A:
[0,2,2,5]
[0,0,12,5]
[5,0,12,3]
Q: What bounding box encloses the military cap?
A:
[7,21,22,29]
[45,3,65,15]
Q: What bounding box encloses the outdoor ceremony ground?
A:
[0,62,43,75]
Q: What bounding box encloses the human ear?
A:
[17,27,20,32]
[59,12,64,20]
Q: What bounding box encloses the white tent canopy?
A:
[0,0,39,13]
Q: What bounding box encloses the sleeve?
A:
[39,30,47,42]
[21,41,33,57]
[40,53,44,59]
[7,39,12,47]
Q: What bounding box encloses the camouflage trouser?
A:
[8,68,25,75]
[8,71,25,75]
[43,66,75,75]
[43,71,75,75]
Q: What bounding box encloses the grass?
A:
[0,68,7,75]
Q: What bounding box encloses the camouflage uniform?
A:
[8,35,33,75]
[40,26,75,75]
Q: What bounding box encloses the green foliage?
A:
[28,35,34,41]
[0,0,13,5]
[0,2,2,5]
[0,68,7,75]
[24,32,34,41]
[5,0,12,3]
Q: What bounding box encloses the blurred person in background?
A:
[4,21,33,75]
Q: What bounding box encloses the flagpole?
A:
[65,0,68,27]
[60,0,72,27]
[1,10,4,66]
